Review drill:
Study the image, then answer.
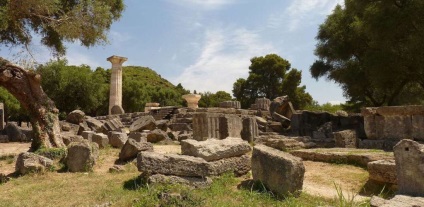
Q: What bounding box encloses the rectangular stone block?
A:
[241,117,259,143]
[207,154,250,176]
[192,113,242,141]
[333,130,357,148]
[252,145,305,197]
[364,115,377,139]
[137,152,210,177]
[181,138,251,161]
[382,116,411,140]
[412,115,424,141]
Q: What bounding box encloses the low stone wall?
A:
[362,106,424,141]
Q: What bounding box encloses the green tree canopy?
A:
[198,91,232,108]
[0,0,125,149]
[37,59,109,117]
[311,0,424,109]
[233,54,313,109]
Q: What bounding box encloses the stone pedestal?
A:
[107,55,127,115]
[182,94,201,109]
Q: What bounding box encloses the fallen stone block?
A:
[66,110,85,124]
[128,132,147,142]
[129,115,156,132]
[367,160,396,184]
[207,154,250,176]
[137,152,210,177]
[181,138,251,161]
[147,174,212,188]
[146,129,169,143]
[15,152,54,175]
[92,133,109,148]
[66,140,99,172]
[81,131,95,141]
[252,145,305,197]
[370,195,424,207]
[108,131,128,148]
[119,139,153,162]
[333,130,357,148]
[61,134,84,146]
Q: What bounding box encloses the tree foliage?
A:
[311,0,424,109]
[0,0,124,55]
[198,91,232,108]
[233,54,313,109]
[35,60,189,117]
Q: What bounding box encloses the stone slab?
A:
[180,138,251,161]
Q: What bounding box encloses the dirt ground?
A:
[0,143,371,201]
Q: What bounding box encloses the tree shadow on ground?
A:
[359,179,396,199]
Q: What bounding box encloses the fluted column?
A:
[107,55,127,115]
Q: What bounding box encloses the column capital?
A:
[107,55,128,65]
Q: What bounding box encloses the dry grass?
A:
[0,145,372,207]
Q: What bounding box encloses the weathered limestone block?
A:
[394,139,424,196]
[61,134,84,146]
[333,130,357,148]
[192,113,242,141]
[66,140,99,172]
[367,160,397,184]
[128,132,147,142]
[146,129,169,143]
[147,174,212,188]
[108,131,128,148]
[252,145,305,197]
[181,138,251,161]
[137,152,210,177]
[101,118,124,133]
[169,123,191,131]
[382,116,412,140]
[241,116,259,143]
[5,123,26,142]
[15,152,54,175]
[85,116,103,131]
[255,135,314,151]
[92,133,109,148]
[81,131,95,141]
[60,121,79,134]
[66,110,85,125]
[370,195,424,207]
[251,97,271,111]
[129,115,156,132]
[119,139,153,162]
[207,154,251,176]
[269,96,295,119]
[219,101,241,109]
[412,115,424,141]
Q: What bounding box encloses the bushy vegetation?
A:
[198,91,233,108]
[31,59,190,118]
[304,101,344,113]
[233,54,313,109]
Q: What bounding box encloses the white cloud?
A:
[268,0,344,31]
[172,27,276,93]
[66,51,101,68]
[167,0,238,10]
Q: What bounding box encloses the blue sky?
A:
[0,0,346,104]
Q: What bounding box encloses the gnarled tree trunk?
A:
[0,57,64,150]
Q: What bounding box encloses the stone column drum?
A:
[107,55,127,115]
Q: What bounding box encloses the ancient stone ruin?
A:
[2,82,424,204]
[107,55,127,115]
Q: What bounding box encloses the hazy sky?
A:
[0,0,346,104]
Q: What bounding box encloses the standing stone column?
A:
[107,55,128,115]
